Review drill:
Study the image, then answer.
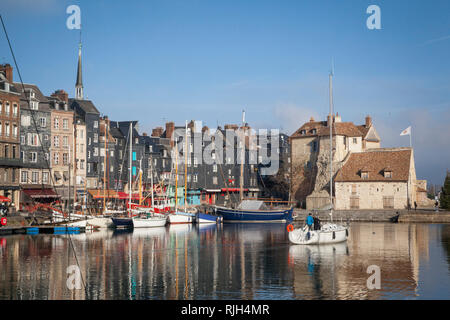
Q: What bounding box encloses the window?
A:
[13,104,18,117]
[63,119,69,130]
[384,171,392,178]
[63,136,69,148]
[53,152,59,165]
[30,101,38,110]
[31,172,39,184]
[42,172,49,184]
[193,174,198,183]
[21,115,31,126]
[13,124,17,137]
[93,148,98,156]
[39,117,46,127]
[212,176,218,185]
[5,102,10,115]
[94,133,98,143]
[21,171,28,183]
[63,153,68,165]
[80,160,85,169]
[29,152,37,163]
[93,121,98,128]
[194,157,198,167]
[12,146,16,159]
[0,122,2,136]
[383,196,394,209]
[361,171,369,179]
[353,138,357,144]
[54,117,59,129]
[4,145,8,158]
[53,136,59,147]
[0,101,2,114]
[5,123,9,137]
[213,164,217,172]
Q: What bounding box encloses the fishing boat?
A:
[288,67,348,245]
[196,212,223,224]
[214,111,294,223]
[216,200,293,223]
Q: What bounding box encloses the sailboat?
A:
[112,122,167,228]
[214,111,294,223]
[288,68,348,245]
[167,123,195,224]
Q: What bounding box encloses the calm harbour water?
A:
[0,222,449,300]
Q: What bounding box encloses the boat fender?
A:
[286,224,294,232]
[306,232,310,240]
[332,231,336,240]
[345,229,348,237]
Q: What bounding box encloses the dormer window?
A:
[384,170,392,178]
[361,171,369,179]
[311,129,317,135]
[300,130,306,135]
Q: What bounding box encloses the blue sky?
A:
[0,0,449,185]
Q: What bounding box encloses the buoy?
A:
[286,224,294,232]
[0,217,7,226]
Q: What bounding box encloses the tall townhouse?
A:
[73,115,87,203]
[0,64,22,210]
[15,82,54,207]
[48,90,75,209]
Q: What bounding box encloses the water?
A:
[0,222,449,300]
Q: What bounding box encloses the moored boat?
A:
[288,223,348,245]
[216,200,293,223]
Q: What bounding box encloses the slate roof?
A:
[334,148,412,182]
[69,98,100,114]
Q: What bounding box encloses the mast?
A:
[139,159,142,206]
[128,123,133,217]
[150,155,154,208]
[329,65,334,222]
[68,144,71,220]
[184,121,188,209]
[103,119,107,213]
[175,139,178,212]
[240,110,245,202]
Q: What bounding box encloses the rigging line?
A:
[0,14,64,212]
[0,14,88,297]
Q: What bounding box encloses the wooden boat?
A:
[216,200,293,223]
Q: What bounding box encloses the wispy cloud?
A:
[273,103,320,135]
[420,34,450,46]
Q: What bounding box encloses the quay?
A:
[0,225,86,236]
[293,209,450,224]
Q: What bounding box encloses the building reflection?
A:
[289,223,430,299]
[0,222,433,300]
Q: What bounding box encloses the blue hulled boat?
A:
[215,200,293,223]
[111,217,134,228]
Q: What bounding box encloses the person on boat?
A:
[313,215,321,230]
[306,213,314,231]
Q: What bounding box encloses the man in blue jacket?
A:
[306,213,314,231]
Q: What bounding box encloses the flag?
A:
[400,126,411,136]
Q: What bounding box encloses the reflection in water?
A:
[0,222,448,300]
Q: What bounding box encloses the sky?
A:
[0,0,449,186]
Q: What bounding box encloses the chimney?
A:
[51,90,69,103]
[310,117,315,122]
[365,115,372,128]
[335,112,342,123]
[327,114,333,127]
[0,64,13,83]
[151,127,164,137]
[165,122,175,144]
[142,132,148,136]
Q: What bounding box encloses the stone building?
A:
[334,148,416,210]
[0,64,22,209]
[289,114,381,209]
[48,90,74,208]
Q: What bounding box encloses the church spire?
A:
[75,31,83,100]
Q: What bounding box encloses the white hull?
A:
[168,212,194,224]
[132,217,167,228]
[68,217,114,229]
[288,223,348,245]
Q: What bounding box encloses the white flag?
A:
[400,126,411,136]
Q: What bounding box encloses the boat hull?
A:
[197,212,222,224]
[288,224,348,245]
[112,217,134,228]
[216,207,293,223]
[168,212,194,224]
[132,217,167,228]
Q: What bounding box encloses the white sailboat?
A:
[288,67,349,245]
[168,122,195,224]
[112,122,167,228]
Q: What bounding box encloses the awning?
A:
[0,195,11,202]
[204,189,221,193]
[23,188,60,199]
[88,189,119,199]
[117,192,141,200]
[63,171,69,181]
[54,172,62,180]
